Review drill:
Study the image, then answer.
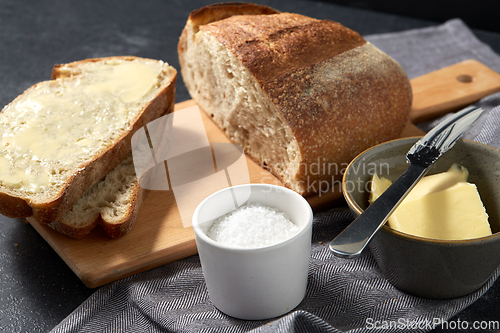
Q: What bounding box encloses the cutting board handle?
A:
[409,59,500,123]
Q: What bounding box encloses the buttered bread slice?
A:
[0,56,176,223]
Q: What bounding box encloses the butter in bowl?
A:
[342,137,500,299]
[369,163,492,241]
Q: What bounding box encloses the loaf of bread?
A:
[178,3,412,195]
[48,155,145,239]
[0,56,176,224]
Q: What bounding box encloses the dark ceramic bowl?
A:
[342,137,500,299]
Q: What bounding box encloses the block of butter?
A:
[370,164,492,240]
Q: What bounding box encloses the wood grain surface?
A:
[27,59,500,288]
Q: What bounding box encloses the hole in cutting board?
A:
[456,74,473,83]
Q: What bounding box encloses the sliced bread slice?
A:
[48,155,145,239]
[0,56,176,223]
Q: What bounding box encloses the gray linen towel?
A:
[365,18,500,78]
[51,19,500,333]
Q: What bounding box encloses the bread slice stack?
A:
[0,56,177,238]
[178,3,412,195]
[48,155,145,239]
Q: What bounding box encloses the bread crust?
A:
[47,213,99,239]
[178,3,279,69]
[266,44,412,193]
[201,13,366,83]
[179,4,412,195]
[187,2,279,32]
[48,187,149,239]
[100,187,148,239]
[0,56,177,223]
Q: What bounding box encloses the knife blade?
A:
[329,105,484,258]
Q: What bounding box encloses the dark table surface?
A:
[1,1,499,332]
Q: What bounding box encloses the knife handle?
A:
[329,164,428,258]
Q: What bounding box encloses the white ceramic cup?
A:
[192,184,313,320]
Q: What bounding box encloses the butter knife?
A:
[329,105,484,258]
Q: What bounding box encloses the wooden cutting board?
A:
[28,59,500,288]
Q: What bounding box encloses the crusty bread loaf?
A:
[0,56,176,223]
[178,3,412,195]
[48,155,145,239]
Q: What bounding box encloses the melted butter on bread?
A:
[84,61,161,103]
[0,59,163,193]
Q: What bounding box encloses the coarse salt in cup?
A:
[192,184,313,320]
